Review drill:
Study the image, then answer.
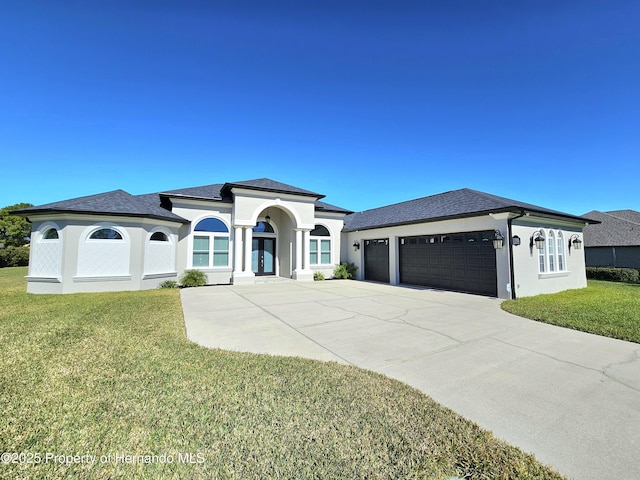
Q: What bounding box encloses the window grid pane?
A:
[557,233,565,271]
[320,239,331,264]
[538,232,546,273]
[548,232,555,272]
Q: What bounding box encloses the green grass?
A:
[0,267,563,479]
[502,280,640,343]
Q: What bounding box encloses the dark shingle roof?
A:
[315,200,353,214]
[344,188,591,232]
[162,178,350,212]
[221,178,325,199]
[582,210,640,247]
[14,179,350,223]
[14,190,188,223]
[159,183,226,201]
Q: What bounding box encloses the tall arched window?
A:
[538,230,546,273]
[538,229,567,274]
[557,232,565,271]
[192,217,229,268]
[548,231,556,272]
[309,224,331,265]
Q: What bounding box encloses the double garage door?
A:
[364,231,498,297]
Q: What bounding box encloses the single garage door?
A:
[399,231,497,296]
[364,238,390,283]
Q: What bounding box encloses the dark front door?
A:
[364,238,390,283]
[252,238,275,276]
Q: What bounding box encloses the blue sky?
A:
[1,1,638,215]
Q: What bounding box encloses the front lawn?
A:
[0,267,563,479]
[502,280,640,343]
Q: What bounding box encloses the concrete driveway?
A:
[181,280,640,480]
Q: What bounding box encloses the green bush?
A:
[586,267,640,284]
[158,280,179,289]
[0,245,30,268]
[313,271,325,281]
[179,269,208,288]
[333,262,358,279]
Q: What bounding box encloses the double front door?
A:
[252,238,275,276]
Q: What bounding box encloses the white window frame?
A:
[190,217,230,269]
[557,231,565,271]
[538,230,546,273]
[309,224,332,266]
[548,230,556,272]
[538,228,568,275]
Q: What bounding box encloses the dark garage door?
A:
[399,231,497,296]
[364,238,390,283]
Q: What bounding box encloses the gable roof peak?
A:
[221,178,325,199]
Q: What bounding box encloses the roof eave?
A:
[13,208,189,224]
[344,207,593,232]
[221,182,325,200]
[159,192,227,203]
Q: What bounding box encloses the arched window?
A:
[145,229,174,275]
[253,221,274,233]
[30,223,62,278]
[310,224,331,265]
[78,225,130,277]
[557,232,565,271]
[192,217,229,268]
[538,230,546,273]
[42,228,59,240]
[89,228,123,240]
[150,231,169,242]
[538,229,567,274]
[194,218,228,232]
[548,231,556,272]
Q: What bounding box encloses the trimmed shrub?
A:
[0,245,30,268]
[158,280,179,289]
[333,262,358,279]
[179,269,208,288]
[313,271,325,281]
[586,267,640,284]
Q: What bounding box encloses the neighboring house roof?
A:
[343,188,592,232]
[582,210,640,247]
[13,190,190,224]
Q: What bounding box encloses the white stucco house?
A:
[14,178,594,299]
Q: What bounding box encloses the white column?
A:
[233,227,243,273]
[243,226,253,274]
[302,229,310,270]
[294,229,303,272]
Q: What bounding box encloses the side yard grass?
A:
[502,280,640,343]
[0,267,564,479]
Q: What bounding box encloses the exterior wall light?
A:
[512,235,521,246]
[492,230,504,249]
[353,241,360,251]
[568,234,582,252]
[530,231,545,250]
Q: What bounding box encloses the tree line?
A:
[0,203,32,267]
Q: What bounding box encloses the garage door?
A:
[364,238,390,283]
[399,231,497,296]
